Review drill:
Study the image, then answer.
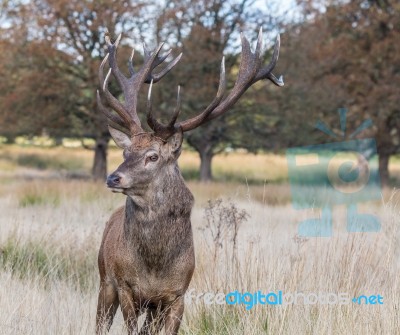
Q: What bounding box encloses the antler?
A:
[98,31,182,136]
[146,28,283,139]
[99,29,283,142]
[146,80,182,140]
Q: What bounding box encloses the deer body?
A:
[96,28,283,334]
[97,159,195,334]
[96,132,196,334]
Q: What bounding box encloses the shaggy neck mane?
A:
[126,164,192,215]
[123,163,194,269]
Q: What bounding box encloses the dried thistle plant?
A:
[201,198,249,263]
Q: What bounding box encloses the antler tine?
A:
[97,93,131,136]
[147,52,183,84]
[144,45,172,65]
[146,80,154,127]
[141,43,182,84]
[96,90,130,135]
[233,32,258,88]
[178,29,283,133]
[177,57,226,131]
[142,42,165,69]
[168,85,181,127]
[143,42,152,59]
[128,49,135,76]
[253,34,284,86]
[105,32,130,91]
[146,81,183,140]
[215,57,227,100]
[143,42,173,68]
[98,53,134,128]
[255,27,263,60]
[146,80,164,134]
[237,29,264,85]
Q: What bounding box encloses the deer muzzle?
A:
[106,173,124,192]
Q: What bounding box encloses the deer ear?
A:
[108,126,132,149]
[167,128,183,156]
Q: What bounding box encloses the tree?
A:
[0,0,150,180]
[293,0,400,185]
[153,0,283,181]
[0,36,82,142]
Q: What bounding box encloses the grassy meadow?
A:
[0,143,399,334]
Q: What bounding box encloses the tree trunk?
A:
[4,136,15,144]
[378,152,390,187]
[199,150,214,182]
[54,137,63,146]
[92,137,108,181]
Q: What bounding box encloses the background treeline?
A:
[0,0,399,184]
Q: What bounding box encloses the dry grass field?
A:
[0,144,399,334]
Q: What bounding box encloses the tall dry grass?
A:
[0,145,399,334]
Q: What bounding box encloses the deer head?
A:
[97,29,283,196]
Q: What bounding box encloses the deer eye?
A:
[148,154,159,162]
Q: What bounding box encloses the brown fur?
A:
[96,132,195,335]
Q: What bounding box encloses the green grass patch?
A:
[16,153,83,171]
[0,238,97,290]
[15,183,61,207]
[18,191,60,207]
[181,167,200,180]
[183,308,245,335]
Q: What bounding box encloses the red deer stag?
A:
[96,29,283,334]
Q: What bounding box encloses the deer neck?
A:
[123,164,194,233]
[122,164,194,268]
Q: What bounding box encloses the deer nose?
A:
[106,174,121,187]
